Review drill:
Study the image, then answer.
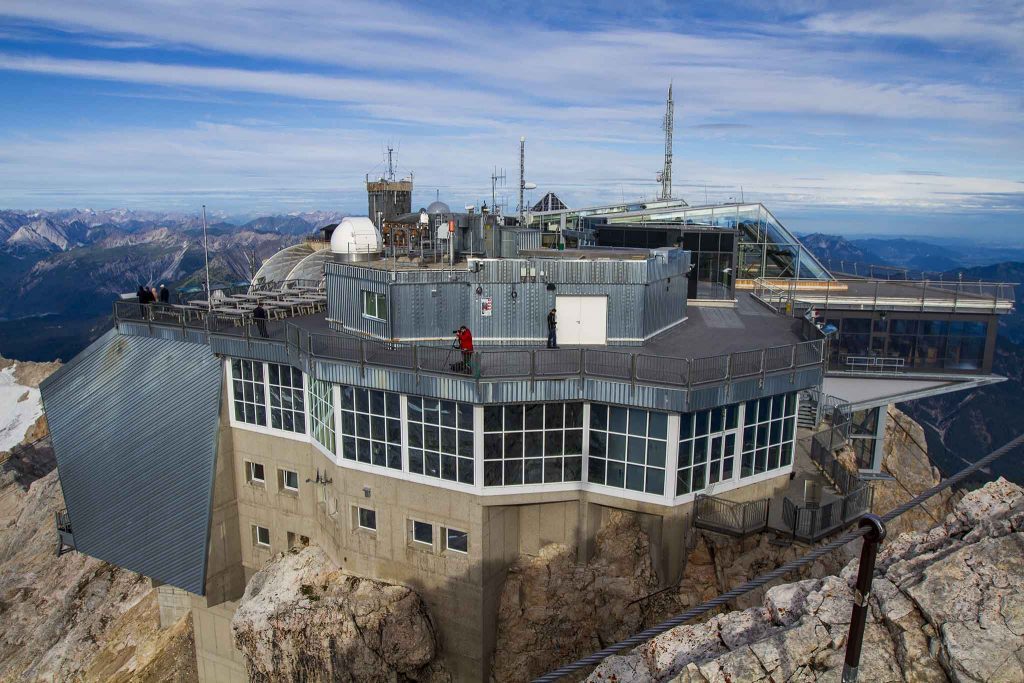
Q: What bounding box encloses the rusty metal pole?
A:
[842,513,886,682]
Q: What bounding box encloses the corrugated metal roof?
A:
[41,330,222,595]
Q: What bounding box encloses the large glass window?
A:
[362,290,387,321]
[231,359,266,426]
[741,393,796,477]
[268,363,306,434]
[308,379,336,453]
[339,386,402,470]
[408,397,474,484]
[676,404,740,495]
[588,404,668,495]
[483,403,583,486]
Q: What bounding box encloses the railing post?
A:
[630,352,637,386]
[842,514,886,683]
[529,350,536,383]
[359,340,366,377]
[580,348,586,381]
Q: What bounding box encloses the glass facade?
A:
[268,364,306,434]
[483,403,583,486]
[407,397,474,484]
[677,404,740,495]
[231,359,266,426]
[228,358,801,499]
[604,204,831,282]
[339,386,402,470]
[588,405,668,495]
[741,394,796,477]
[308,378,335,453]
[826,316,989,371]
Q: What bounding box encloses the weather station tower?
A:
[657,83,674,200]
[366,145,413,227]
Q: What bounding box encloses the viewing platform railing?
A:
[112,301,827,391]
[752,276,1015,315]
[693,494,770,537]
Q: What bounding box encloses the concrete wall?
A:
[186,399,794,681]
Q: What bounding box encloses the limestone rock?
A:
[585,479,1024,683]
[231,545,445,682]
[491,510,660,683]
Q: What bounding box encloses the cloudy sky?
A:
[0,0,1022,236]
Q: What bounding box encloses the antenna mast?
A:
[659,83,674,200]
[491,167,506,214]
[201,205,212,310]
[385,144,396,181]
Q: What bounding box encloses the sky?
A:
[0,0,1022,237]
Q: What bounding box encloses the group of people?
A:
[449,307,559,374]
[136,284,170,315]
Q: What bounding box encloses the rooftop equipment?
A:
[329,216,383,262]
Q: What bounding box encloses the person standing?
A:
[253,301,269,338]
[547,307,558,349]
[159,284,170,303]
[456,325,474,374]
[136,285,148,316]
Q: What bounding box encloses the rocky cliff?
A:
[586,477,1024,682]
[231,545,448,683]
[0,357,197,683]
[491,510,661,682]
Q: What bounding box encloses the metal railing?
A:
[55,508,75,556]
[782,486,873,543]
[845,356,905,373]
[693,494,770,537]
[753,276,1015,315]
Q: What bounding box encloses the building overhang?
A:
[822,373,1005,411]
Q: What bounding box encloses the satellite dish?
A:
[523,182,537,190]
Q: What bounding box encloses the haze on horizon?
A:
[0,0,1021,237]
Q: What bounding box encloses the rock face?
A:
[231,545,447,682]
[491,510,661,683]
[838,406,956,540]
[586,478,1024,682]
[0,356,197,682]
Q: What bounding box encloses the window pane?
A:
[413,521,433,545]
[358,508,376,530]
[446,528,468,553]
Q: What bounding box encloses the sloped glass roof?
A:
[251,242,317,286]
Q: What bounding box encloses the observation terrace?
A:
[112,291,825,411]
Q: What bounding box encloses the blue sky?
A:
[0,0,1022,236]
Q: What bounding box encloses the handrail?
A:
[752,275,1015,317]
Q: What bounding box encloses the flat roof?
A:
[278,292,806,360]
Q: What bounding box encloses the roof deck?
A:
[113,291,823,392]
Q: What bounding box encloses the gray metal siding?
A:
[40,330,222,595]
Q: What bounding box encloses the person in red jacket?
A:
[454,326,474,374]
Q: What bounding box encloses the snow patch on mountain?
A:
[0,365,43,451]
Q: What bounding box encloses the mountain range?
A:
[0,208,345,362]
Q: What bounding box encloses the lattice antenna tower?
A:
[659,82,674,200]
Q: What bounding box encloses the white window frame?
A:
[357,507,377,531]
[253,524,271,547]
[281,468,299,492]
[444,527,468,554]
[411,519,433,547]
[226,359,309,444]
[361,289,387,321]
[246,461,265,485]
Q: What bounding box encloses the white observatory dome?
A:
[330,216,382,256]
[426,200,451,215]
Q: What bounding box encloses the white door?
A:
[556,295,608,345]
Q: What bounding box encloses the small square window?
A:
[254,525,270,547]
[358,508,377,531]
[445,528,468,554]
[412,520,433,546]
[247,461,265,484]
[281,469,299,492]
